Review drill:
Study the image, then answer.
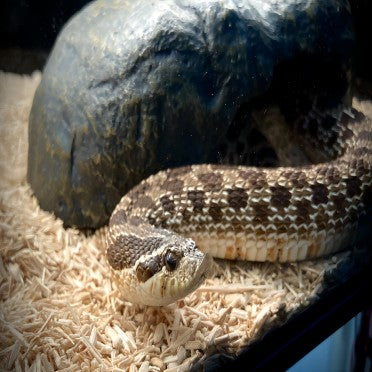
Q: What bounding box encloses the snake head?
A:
[136,237,212,306]
[110,236,212,306]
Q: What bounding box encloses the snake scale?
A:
[106,107,372,306]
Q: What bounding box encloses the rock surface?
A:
[28,0,354,228]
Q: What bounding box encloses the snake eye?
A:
[164,251,178,271]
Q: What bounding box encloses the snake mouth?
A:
[185,252,213,295]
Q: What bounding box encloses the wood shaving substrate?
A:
[0,71,348,371]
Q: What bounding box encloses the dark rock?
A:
[28,0,354,228]
[350,0,372,97]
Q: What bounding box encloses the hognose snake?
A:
[106,107,371,306]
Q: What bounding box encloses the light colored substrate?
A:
[0,71,357,371]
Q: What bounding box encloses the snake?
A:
[106,106,372,306]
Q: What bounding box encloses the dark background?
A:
[0,0,88,73]
[0,0,88,50]
[0,0,371,91]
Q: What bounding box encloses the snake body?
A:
[106,108,371,306]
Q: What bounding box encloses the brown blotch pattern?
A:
[345,177,362,198]
[230,217,246,231]
[274,222,290,235]
[314,211,327,230]
[239,170,267,188]
[349,158,368,178]
[197,172,223,192]
[107,107,371,267]
[136,255,162,282]
[227,187,248,210]
[346,204,359,223]
[209,202,223,221]
[352,147,372,157]
[107,235,164,269]
[270,185,291,209]
[133,195,155,209]
[161,178,184,193]
[238,170,254,180]
[148,216,156,226]
[317,165,341,184]
[160,195,175,213]
[251,203,270,225]
[187,190,206,212]
[181,207,193,222]
[288,171,307,187]
[294,199,315,224]
[331,194,346,219]
[325,167,341,185]
[128,216,145,227]
[311,183,329,205]
[109,209,127,226]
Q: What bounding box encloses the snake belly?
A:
[106,109,371,306]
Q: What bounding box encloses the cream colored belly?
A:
[188,228,355,262]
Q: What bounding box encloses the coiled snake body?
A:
[106,108,372,306]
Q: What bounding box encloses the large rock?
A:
[28,0,354,228]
